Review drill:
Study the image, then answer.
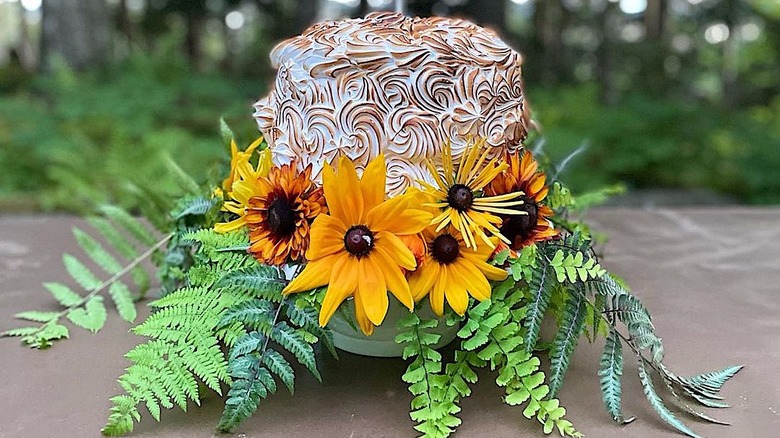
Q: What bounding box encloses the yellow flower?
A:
[282,154,433,336]
[214,138,273,233]
[221,136,269,195]
[409,227,507,316]
[420,138,525,249]
[244,163,327,266]
[485,151,559,250]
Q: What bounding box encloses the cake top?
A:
[254,12,531,196]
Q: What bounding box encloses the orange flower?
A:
[485,151,559,249]
[244,163,327,266]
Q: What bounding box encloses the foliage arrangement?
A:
[3,122,741,438]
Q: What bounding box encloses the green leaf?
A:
[637,358,702,438]
[1,326,40,337]
[15,311,59,323]
[44,282,82,307]
[67,296,107,332]
[270,322,321,382]
[73,228,122,275]
[63,254,102,290]
[108,282,137,323]
[99,205,157,246]
[599,328,628,423]
[262,349,295,394]
[548,289,587,397]
[524,260,555,352]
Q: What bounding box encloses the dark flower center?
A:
[500,195,538,242]
[344,225,374,258]
[431,234,460,265]
[447,184,474,212]
[267,197,296,237]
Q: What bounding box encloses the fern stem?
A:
[54,234,173,325]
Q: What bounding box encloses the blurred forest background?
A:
[0,0,779,213]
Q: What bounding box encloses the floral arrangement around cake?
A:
[2,12,741,438]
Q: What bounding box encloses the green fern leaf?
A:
[101,395,140,437]
[73,228,123,275]
[217,355,276,432]
[217,265,286,302]
[219,299,275,331]
[599,328,629,423]
[88,217,149,292]
[108,282,137,323]
[1,326,40,337]
[14,311,59,323]
[43,282,82,307]
[262,349,296,394]
[229,331,264,361]
[524,260,555,352]
[637,357,702,438]
[549,289,587,397]
[172,196,217,220]
[99,205,157,246]
[63,253,102,290]
[67,296,108,332]
[270,322,321,382]
[286,302,337,358]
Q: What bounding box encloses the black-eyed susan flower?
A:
[420,138,526,249]
[282,154,433,336]
[486,150,559,249]
[408,226,507,316]
[243,163,326,266]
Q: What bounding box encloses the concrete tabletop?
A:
[1,208,778,438]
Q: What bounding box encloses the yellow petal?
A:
[307,214,347,260]
[283,255,336,294]
[430,265,447,317]
[358,257,388,326]
[409,259,439,302]
[214,217,246,233]
[353,293,375,336]
[375,231,416,271]
[454,258,492,301]
[318,254,357,327]
[444,270,469,316]
[322,161,347,224]
[374,245,414,310]
[337,156,364,223]
[361,153,386,211]
[366,195,432,236]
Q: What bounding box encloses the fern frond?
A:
[396,312,457,438]
[66,295,107,332]
[637,357,702,438]
[73,228,123,275]
[108,282,137,323]
[217,354,276,432]
[171,196,218,220]
[286,300,337,359]
[598,328,630,424]
[99,204,157,246]
[262,349,296,394]
[270,322,321,382]
[548,287,587,397]
[523,256,555,352]
[43,282,82,307]
[62,253,102,290]
[217,265,286,302]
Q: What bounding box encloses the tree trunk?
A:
[41,0,112,71]
[458,0,506,33]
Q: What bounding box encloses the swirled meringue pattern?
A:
[254,12,531,196]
